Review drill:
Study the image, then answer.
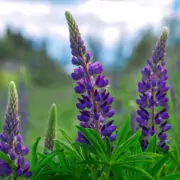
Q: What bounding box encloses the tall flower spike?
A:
[136,27,171,151]
[65,11,116,143]
[43,104,57,154]
[0,81,31,178]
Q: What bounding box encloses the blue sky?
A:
[0,0,173,72]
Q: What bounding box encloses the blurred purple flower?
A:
[0,82,31,178]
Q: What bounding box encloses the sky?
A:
[0,0,173,42]
[0,0,174,71]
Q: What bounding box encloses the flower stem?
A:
[83,64,100,133]
[151,87,155,130]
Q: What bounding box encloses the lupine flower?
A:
[65,11,116,143]
[18,79,28,141]
[0,81,31,178]
[43,104,57,154]
[136,27,171,151]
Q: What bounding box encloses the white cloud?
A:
[0,0,173,45]
[102,27,120,46]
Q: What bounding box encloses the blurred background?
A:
[0,0,179,148]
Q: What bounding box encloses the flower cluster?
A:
[136,28,171,151]
[65,11,116,143]
[0,82,31,178]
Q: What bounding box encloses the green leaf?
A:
[59,128,73,144]
[54,140,75,153]
[133,141,142,154]
[58,128,85,160]
[30,137,41,171]
[0,151,16,170]
[104,137,111,157]
[77,160,104,165]
[119,164,155,180]
[159,172,180,180]
[75,142,95,154]
[149,154,169,177]
[112,129,141,161]
[86,128,106,153]
[76,126,109,163]
[39,149,60,167]
[145,135,157,153]
[34,149,61,178]
[111,166,126,180]
[115,153,159,164]
[143,135,158,171]
[116,116,131,147]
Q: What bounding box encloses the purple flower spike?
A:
[0,82,31,178]
[65,11,116,143]
[136,27,171,151]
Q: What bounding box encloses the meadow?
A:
[1,11,180,180]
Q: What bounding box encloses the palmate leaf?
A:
[111,152,160,179]
[159,172,180,180]
[76,126,109,163]
[111,129,141,161]
[111,163,155,180]
[58,128,86,160]
[87,128,106,153]
[75,142,96,155]
[33,149,61,178]
[53,141,72,170]
[121,164,155,180]
[113,152,160,164]
[149,154,169,177]
[54,140,75,154]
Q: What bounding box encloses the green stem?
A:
[103,165,110,180]
[13,175,18,180]
[151,87,155,131]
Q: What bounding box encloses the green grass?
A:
[26,84,79,149]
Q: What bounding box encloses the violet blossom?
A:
[0,81,31,178]
[136,28,171,151]
[65,11,116,143]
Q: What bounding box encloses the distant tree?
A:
[122,29,157,73]
[0,25,71,87]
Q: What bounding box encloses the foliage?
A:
[0,26,70,87]
[1,11,180,180]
